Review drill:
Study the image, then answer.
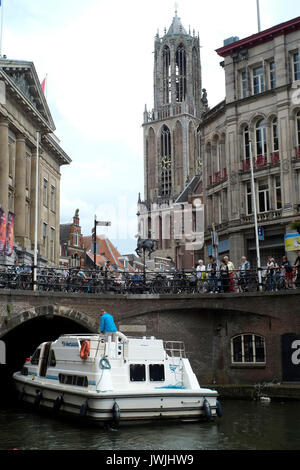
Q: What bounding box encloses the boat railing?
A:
[164,341,186,359]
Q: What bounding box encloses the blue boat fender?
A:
[112,402,120,426]
[216,399,223,418]
[203,398,212,422]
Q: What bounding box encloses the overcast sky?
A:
[2,0,300,254]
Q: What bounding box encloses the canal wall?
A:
[205,384,300,401]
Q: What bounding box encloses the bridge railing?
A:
[0,263,299,294]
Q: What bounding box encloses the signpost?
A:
[93,216,111,266]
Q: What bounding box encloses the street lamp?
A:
[249,139,262,291]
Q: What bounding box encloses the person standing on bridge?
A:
[100,310,117,340]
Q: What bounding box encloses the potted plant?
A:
[290,219,300,233]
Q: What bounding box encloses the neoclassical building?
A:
[0,58,71,266]
[199,15,300,267]
[138,12,205,269]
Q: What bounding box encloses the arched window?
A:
[160,125,172,198]
[255,119,267,156]
[297,111,300,147]
[231,334,266,364]
[175,44,186,102]
[272,118,279,152]
[162,46,171,105]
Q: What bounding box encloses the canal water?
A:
[1,399,300,450]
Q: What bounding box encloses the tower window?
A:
[175,44,186,102]
[160,125,172,198]
[162,46,171,105]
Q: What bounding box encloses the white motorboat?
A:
[13,331,222,425]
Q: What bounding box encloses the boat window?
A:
[31,348,41,365]
[49,350,56,367]
[130,364,146,382]
[58,374,88,387]
[149,364,165,382]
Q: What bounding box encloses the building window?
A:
[50,227,55,261]
[43,178,48,206]
[258,179,270,213]
[293,52,300,81]
[162,46,171,105]
[255,119,267,156]
[42,222,48,248]
[231,334,266,364]
[275,176,282,210]
[160,125,172,198]
[73,230,79,247]
[175,44,186,103]
[269,61,276,89]
[252,65,264,94]
[241,70,248,98]
[272,118,279,152]
[50,185,56,212]
[297,111,300,147]
[246,183,252,215]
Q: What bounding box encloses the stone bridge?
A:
[1,289,300,389]
[0,289,299,336]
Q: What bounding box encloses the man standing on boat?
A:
[100,310,117,340]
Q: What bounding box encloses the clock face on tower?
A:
[161,156,171,170]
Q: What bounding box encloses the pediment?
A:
[0,59,55,130]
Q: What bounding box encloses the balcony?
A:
[243,159,250,172]
[241,209,283,225]
[215,171,221,183]
[271,151,280,165]
[255,155,267,169]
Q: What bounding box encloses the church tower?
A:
[138,11,204,268]
[143,10,203,204]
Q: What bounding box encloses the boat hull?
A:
[13,373,219,424]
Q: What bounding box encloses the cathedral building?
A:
[0,58,71,266]
[138,12,205,269]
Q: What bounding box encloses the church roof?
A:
[166,12,188,36]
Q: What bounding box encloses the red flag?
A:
[0,207,6,254]
[5,211,15,256]
[41,76,46,94]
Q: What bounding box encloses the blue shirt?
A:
[100,312,117,333]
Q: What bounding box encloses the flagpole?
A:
[249,139,262,291]
[256,0,261,32]
[33,131,40,291]
[0,0,4,57]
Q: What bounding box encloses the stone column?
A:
[0,118,9,214]
[14,134,26,244]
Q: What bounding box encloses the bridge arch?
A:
[0,305,97,401]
